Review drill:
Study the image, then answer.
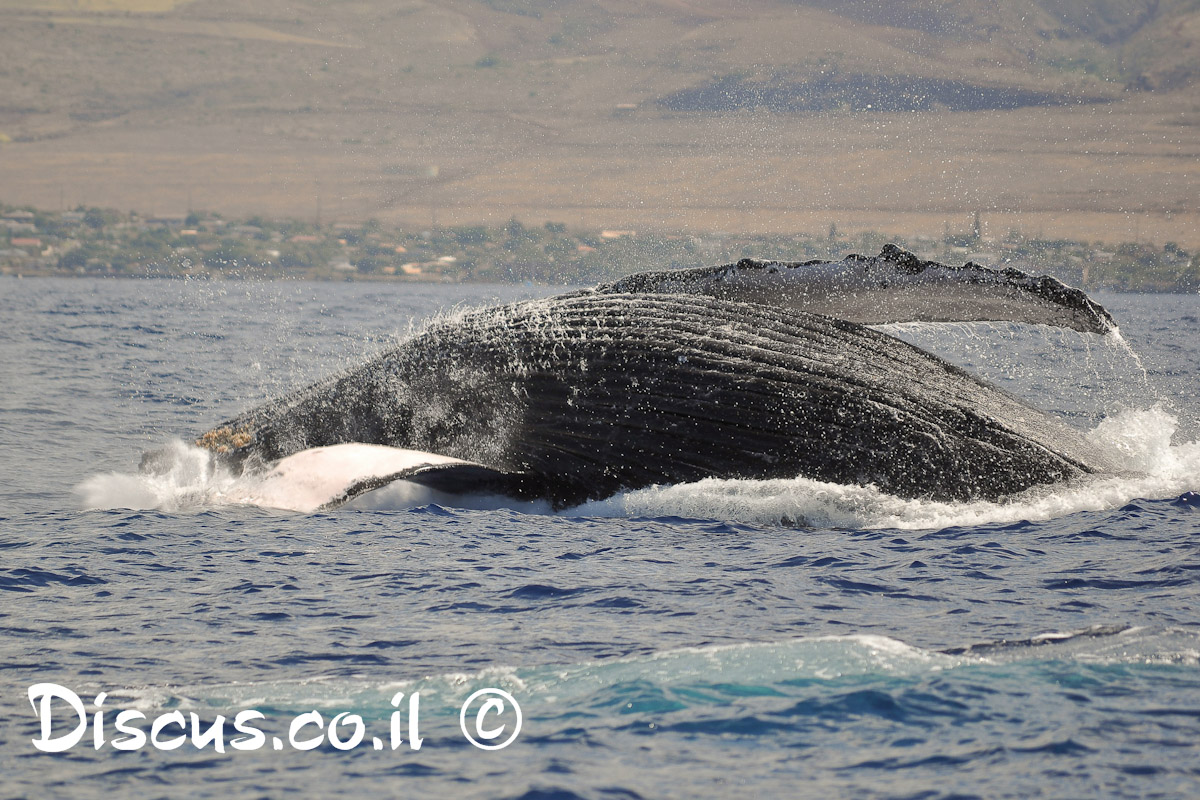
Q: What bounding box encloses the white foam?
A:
[578,406,1200,530]
[77,407,1198,528]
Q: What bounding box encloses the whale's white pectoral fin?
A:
[228,443,513,513]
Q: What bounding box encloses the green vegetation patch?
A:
[1,203,1196,293]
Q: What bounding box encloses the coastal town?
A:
[2,204,1197,292]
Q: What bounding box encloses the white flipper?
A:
[228,443,512,513]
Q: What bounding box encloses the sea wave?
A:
[85,627,1200,718]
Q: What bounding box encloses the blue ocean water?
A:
[2,276,1199,799]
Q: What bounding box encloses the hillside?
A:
[1,0,1198,246]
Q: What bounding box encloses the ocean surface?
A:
[2,276,1199,799]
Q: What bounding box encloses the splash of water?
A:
[1104,328,1148,385]
[74,439,235,512]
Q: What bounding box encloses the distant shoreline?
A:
[2,204,1197,293]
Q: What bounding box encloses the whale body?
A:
[182,246,1119,511]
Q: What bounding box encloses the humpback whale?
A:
[177,245,1120,512]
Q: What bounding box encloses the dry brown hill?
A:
[1,0,1198,245]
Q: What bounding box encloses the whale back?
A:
[202,293,1114,507]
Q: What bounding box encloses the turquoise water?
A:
[2,277,1199,798]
